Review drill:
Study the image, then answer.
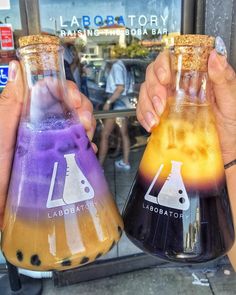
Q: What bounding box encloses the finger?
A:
[144,52,170,115]
[208,50,236,85]
[146,50,171,97]
[0,61,24,152]
[208,49,236,121]
[137,83,160,131]
[152,50,171,85]
[1,60,24,105]
[91,142,98,153]
[67,82,96,140]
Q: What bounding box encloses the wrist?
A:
[106,99,112,105]
[222,151,236,166]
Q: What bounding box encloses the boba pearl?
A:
[95,253,103,260]
[118,226,122,237]
[30,254,41,266]
[61,259,72,267]
[109,241,115,251]
[80,256,89,264]
[16,250,23,262]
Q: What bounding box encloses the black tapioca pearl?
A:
[61,259,71,267]
[80,256,89,264]
[16,250,23,262]
[30,254,41,266]
[95,253,103,260]
[118,226,122,237]
[109,241,116,251]
[86,141,91,150]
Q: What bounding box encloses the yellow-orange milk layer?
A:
[2,196,123,271]
[140,103,225,188]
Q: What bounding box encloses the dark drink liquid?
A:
[2,120,123,270]
[123,104,234,262]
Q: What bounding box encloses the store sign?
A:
[0,0,10,9]
[0,65,9,88]
[0,24,14,50]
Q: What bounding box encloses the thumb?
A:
[1,60,24,105]
[0,60,24,228]
[0,60,24,152]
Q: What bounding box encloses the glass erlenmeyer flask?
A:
[123,35,234,263]
[1,35,123,271]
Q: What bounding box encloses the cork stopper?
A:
[19,34,60,48]
[174,35,215,48]
[173,34,215,72]
[18,35,61,72]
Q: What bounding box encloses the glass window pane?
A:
[39,0,181,111]
[0,0,22,32]
[0,0,23,92]
[94,112,147,257]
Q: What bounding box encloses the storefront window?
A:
[0,0,23,91]
[0,0,183,273]
[39,0,181,111]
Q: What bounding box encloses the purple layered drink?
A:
[2,119,123,270]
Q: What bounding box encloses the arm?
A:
[103,85,124,111]
[226,165,236,270]
[137,38,236,269]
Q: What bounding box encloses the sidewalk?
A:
[42,264,236,295]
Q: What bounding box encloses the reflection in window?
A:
[39,0,181,111]
[0,0,22,48]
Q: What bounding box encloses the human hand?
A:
[0,61,23,229]
[208,37,236,164]
[0,60,96,228]
[136,50,169,132]
[137,38,236,165]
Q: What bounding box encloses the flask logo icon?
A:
[144,161,190,211]
[46,153,94,209]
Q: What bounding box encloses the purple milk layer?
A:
[7,121,109,218]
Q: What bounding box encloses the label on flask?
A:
[47,153,95,209]
[144,160,190,211]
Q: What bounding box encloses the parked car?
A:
[80,53,102,64]
[87,59,150,110]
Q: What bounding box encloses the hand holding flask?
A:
[123,35,235,263]
[2,35,123,271]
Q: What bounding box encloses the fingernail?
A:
[215,36,227,57]
[80,110,92,123]
[152,96,165,116]
[145,111,158,129]
[8,61,17,81]
[157,67,166,83]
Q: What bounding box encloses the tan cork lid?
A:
[18,35,61,72]
[174,34,215,48]
[173,34,215,72]
[19,34,60,48]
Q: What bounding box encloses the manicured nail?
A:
[145,111,158,129]
[157,67,167,83]
[215,36,227,57]
[80,110,92,123]
[152,96,165,116]
[8,61,17,81]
